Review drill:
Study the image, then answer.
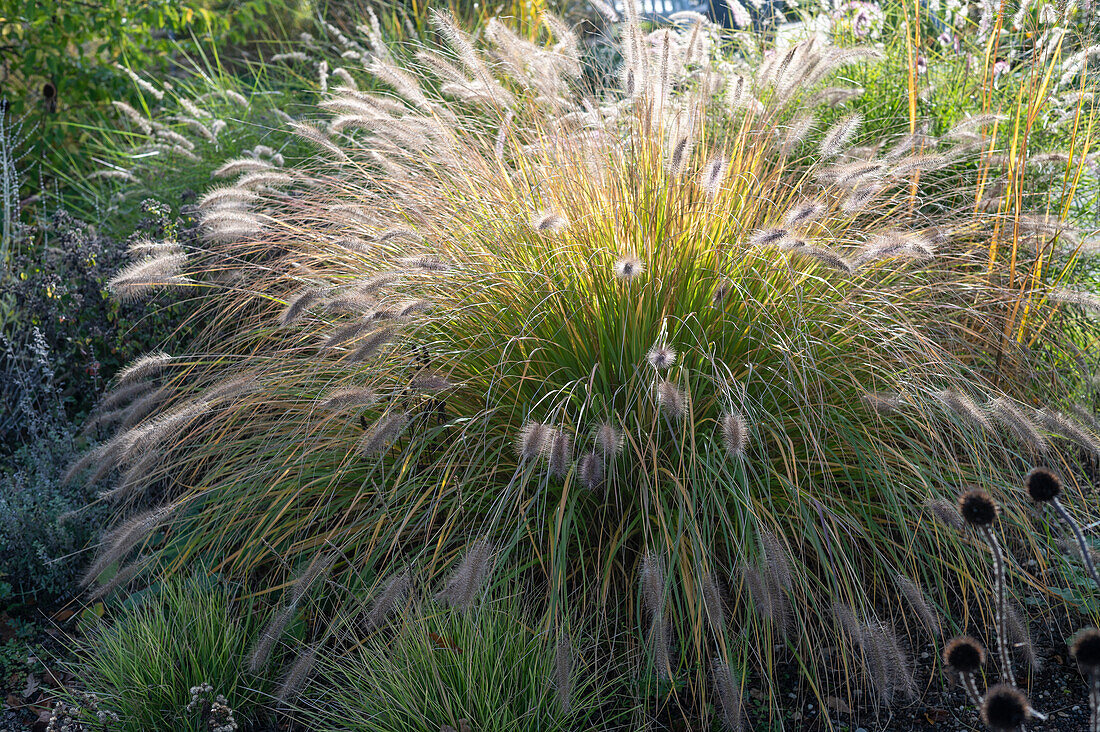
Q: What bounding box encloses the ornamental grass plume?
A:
[81,5,1100,722]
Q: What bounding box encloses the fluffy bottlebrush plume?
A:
[127,239,182,257]
[862,391,901,414]
[411,375,454,393]
[833,605,916,707]
[739,564,789,633]
[107,254,191,301]
[668,135,694,174]
[595,423,623,458]
[358,411,410,455]
[943,635,985,706]
[699,155,727,196]
[197,186,259,210]
[948,112,1005,137]
[203,374,260,403]
[276,643,320,703]
[348,328,397,362]
[640,554,671,679]
[119,387,170,430]
[656,379,687,420]
[818,113,863,158]
[720,412,748,458]
[1037,408,1100,457]
[324,319,376,349]
[99,380,157,412]
[88,555,150,601]
[210,157,272,178]
[361,569,411,632]
[1051,287,1100,313]
[271,51,308,63]
[517,422,551,461]
[779,112,816,152]
[855,231,935,268]
[435,538,495,611]
[783,199,825,227]
[890,153,948,176]
[1004,601,1039,672]
[547,429,573,478]
[711,660,744,731]
[701,571,726,636]
[553,632,573,714]
[1026,467,1100,591]
[793,245,852,274]
[613,255,644,281]
[111,101,153,134]
[646,344,677,370]
[578,451,604,489]
[235,170,295,190]
[640,553,666,618]
[933,389,990,431]
[748,228,788,248]
[248,603,299,673]
[82,505,176,587]
[989,397,1048,453]
[926,497,966,530]
[893,574,942,638]
[980,684,1031,732]
[281,289,324,325]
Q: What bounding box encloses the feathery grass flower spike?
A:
[1026,467,1100,591]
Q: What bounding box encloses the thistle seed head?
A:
[1024,466,1062,503]
[957,489,997,527]
[1071,627,1100,676]
[943,635,985,673]
[980,684,1030,732]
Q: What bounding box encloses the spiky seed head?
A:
[656,379,686,420]
[531,211,568,233]
[720,412,748,457]
[613,255,644,281]
[547,429,573,478]
[579,452,604,489]
[943,635,985,673]
[595,422,623,458]
[517,422,550,460]
[957,489,997,527]
[980,684,1030,731]
[1070,627,1100,676]
[1024,467,1062,503]
[646,344,677,370]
